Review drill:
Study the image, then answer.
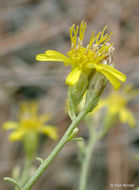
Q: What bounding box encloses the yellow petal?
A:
[100,64,126,83]
[3,122,19,130]
[46,50,70,63]
[101,69,121,90]
[109,105,119,115]
[66,67,82,86]
[88,63,126,90]
[39,114,51,124]
[9,130,25,141]
[119,108,135,127]
[36,50,70,65]
[39,126,58,140]
[119,108,128,123]
[36,54,64,62]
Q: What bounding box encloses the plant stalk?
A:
[22,74,105,190]
[79,112,116,190]
[79,128,97,190]
[22,109,87,190]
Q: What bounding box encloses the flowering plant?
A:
[4,21,126,190]
[3,101,58,141]
[36,21,126,90]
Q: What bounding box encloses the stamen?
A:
[79,21,86,42]
[70,24,79,49]
[88,31,95,48]
[101,25,107,38]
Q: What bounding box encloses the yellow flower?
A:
[3,101,58,141]
[36,21,126,90]
[93,85,138,127]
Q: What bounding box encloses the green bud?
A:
[68,71,90,120]
[85,72,108,113]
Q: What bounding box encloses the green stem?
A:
[79,113,116,190]
[22,109,87,190]
[79,128,97,190]
[19,156,32,187]
[14,157,32,190]
[21,73,105,190]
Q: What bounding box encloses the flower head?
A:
[3,101,58,141]
[93,85,138,127]
[36,21,126,90]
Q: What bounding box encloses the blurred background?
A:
[0,0,139,189]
